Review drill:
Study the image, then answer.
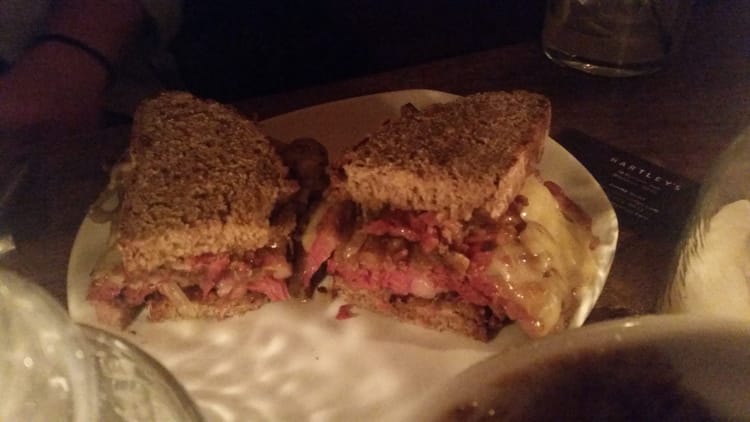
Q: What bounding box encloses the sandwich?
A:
[87,91,304,327]
[299,91,599,341]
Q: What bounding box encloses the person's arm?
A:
[0,0,145,141]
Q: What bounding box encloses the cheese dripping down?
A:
[485,176,597,336]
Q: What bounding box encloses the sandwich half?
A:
[299,91,599,341]
[87,92,301,327]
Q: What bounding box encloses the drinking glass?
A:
[661,127,750,318]
[0,268,204,421]
[542,0,692,77]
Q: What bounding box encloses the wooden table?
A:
[2,0,748,319]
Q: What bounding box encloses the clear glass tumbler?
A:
[0,268,204,421]
[542,0,692,77]
[661,127,750,318]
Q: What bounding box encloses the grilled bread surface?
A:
[341,91,550,220]
[118,91,298,272]
[331,280,504,342]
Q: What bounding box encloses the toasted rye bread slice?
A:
[331,280,505,342]
[148,290,270,321]
[340,91,551,220]
[118,91,298,273]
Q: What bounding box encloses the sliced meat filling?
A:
[302,176,598,337]
[87,246,292,326]
[326,202,524,315]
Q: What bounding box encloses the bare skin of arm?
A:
[0,0,145,146]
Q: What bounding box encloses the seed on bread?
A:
[118,91,298,272]
[341,91,550,220]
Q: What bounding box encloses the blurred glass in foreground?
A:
[662,127,750,318]
[0,268,204,422]
[542,0,692,77]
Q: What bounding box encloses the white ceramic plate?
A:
[67,90,618,421]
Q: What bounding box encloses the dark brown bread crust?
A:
[341,91,550,220]
[148,291,269,321]
[118,91,298,272]
[331,280,505,342]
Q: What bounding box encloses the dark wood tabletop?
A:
[2,1,748,321]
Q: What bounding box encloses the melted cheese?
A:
[486,177,597,337]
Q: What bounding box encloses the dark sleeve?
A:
[169,0,545,101]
